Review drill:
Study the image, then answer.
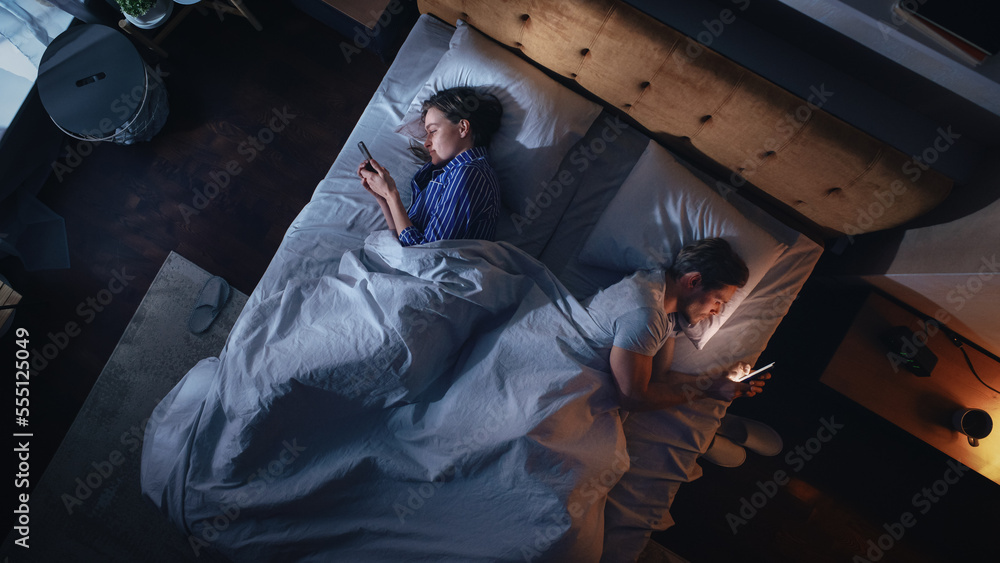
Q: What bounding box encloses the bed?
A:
[140,1,954,561]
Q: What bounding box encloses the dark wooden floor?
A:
[656,277,1000,562]
[3,3,999,562]
[1,0,389,516]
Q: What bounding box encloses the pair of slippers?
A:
[702,413,783,468]
[187,276,230,334]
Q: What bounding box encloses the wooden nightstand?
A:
[821,291,1000,484]
[320,0,394,26]
[292,0,419,62]
[119,1,263,58]
[0,278,22,334]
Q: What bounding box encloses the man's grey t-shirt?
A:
[583,269,683,357]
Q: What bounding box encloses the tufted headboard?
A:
[416,0,953,237]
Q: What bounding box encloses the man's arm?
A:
[652,335,676,379]
[610,341,691,411]
[610,339,766,411]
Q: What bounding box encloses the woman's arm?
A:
[411,165,495,244]
[359,158,413,237]
[358,160,397,232]
[391,162,496,246]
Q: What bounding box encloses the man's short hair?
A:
[669,238,749,291]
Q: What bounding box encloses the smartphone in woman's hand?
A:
[358,141,375,172]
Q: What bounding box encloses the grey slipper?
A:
[188,276,230,334]
[702,434,746,468]
[717,413,784,457]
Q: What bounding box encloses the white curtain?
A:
[0,0,74,140]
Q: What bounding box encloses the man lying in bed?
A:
[585,238,769,411]
[358,87,503,246]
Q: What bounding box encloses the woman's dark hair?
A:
[420,87,503,148]
[668,238,749,291]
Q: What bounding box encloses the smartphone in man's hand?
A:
[734,361,775,382]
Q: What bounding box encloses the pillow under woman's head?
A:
[579,140,788,348]
[395,20,602,251]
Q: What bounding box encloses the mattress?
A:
[244,14,456,313]
[232,13,822,560]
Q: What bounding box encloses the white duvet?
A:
[141,231,629,562]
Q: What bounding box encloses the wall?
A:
[864,145,1000,356]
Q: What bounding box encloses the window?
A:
[0,0,74,142]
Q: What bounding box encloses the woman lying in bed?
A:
[357,86,503,246]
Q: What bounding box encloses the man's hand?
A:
[705,362,770,401]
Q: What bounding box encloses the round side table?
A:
[37,24,169,145]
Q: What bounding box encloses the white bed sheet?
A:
[237,13,824,560]
[534,111,649,298]
[530,121,823,559]
[602,233,822,561]
[244,14,455,313]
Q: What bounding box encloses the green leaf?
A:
[117,0,156,17]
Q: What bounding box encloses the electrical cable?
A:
[951,336,1000,395]
[874,288,1000,393]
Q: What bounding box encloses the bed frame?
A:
[417,0,952,237]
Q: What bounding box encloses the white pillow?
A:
[578,140,788,348]
[395,20,602,226]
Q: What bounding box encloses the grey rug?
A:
[2,252,247,562]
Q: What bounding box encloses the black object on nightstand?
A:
[882,325,939,377]
[291,0,419,63]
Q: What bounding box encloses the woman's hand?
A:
[705,362,769,401]
[357,159,384,203]
[357,157,406,234]
[358,158,398,201]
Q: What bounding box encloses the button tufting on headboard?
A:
[417,0,954,236]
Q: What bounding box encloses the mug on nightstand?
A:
[952,408,993,447]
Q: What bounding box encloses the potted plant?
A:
[117,0,173,29]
